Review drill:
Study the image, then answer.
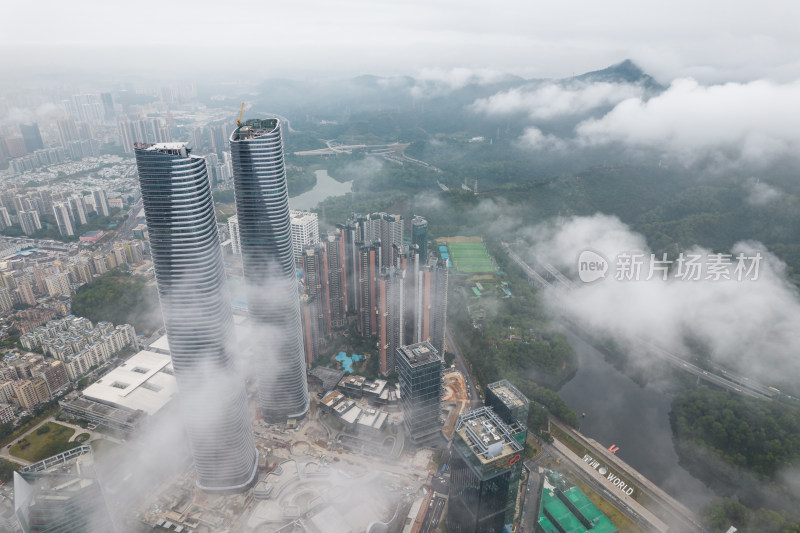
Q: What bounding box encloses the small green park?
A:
[9,422,80,463]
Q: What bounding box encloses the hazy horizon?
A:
[3,0,800,85]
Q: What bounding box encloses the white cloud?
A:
[410,67,511,97]
[521,214,800,383]
[745,179,782,206]
[576,78,800,160]
[471,82,646,120]
[517,127,566,151]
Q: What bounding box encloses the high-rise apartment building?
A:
[302,244,330,340]
[118,117,170,153]
[69,195,88,225]
[0,287,12,313]
[230,118,309,422]
[324,232,347,329]
[101,92,115,121]
[377,267,404,375]
[18,210,41,235]
[0,207,11,229]
[19,124,44,153]
[134,142,257,492]
[356,242,380,336]
[290,210,319,264]
[411,216,428,260]
[299,294,319,366]
[396,342,443,443]
[53,203,75,237]
[367,212,404,268]
[44,273,70,297]
[227,215,241,255]
[447,407,525,533]
[16,280,36,307]
[92,189,110,217]
[56,117,79,149]
[416,258,449,357]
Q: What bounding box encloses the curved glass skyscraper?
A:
[230,119,310,422]
[134,142,257,491]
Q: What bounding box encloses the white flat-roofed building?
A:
[147,334,171,355]
[82,350,177,416]
[290,210,319,264]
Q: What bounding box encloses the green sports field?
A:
[447,242,495,273]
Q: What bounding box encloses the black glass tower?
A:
[447,407,525,533]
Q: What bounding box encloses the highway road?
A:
[419,494,447,533]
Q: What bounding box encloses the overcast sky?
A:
[2,0,799,82]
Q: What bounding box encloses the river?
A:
[558,331,715,511]
[289,169,352,210]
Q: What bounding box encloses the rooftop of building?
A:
[321,390,344,407]
[309,367,346,391]
[136,142,191,156]
[455,407,523,465]
[339,375,366,388]
[61,395,142,426]
[488,379,529,410]
[396,342,441,368]
[231,118,279,141]
[82,349,177,415]
[538,471,618,533]
[290,210,318,222]
[18,445,97,484]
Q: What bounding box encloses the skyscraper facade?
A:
[356,242,380,336]
[134,142,257,491]
[227,215,240,255]
[14,446,116,533]
[290,210,320,265]
[302,244,330,340]
[411,216,428,260]
[230,118,309,422]
[19,124,44,153]
[396,342,443,443]
[416,258,449,356]
[18,210,41,236]
[447,407,525,533]
[52,203,75,237]
[92,189,110,217]
[367,212,404,268]
[377,267,404,375]
[324,232,348,329]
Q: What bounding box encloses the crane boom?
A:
[237,102,245,127]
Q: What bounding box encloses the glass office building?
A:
[14,446,115,533]
[134,142,257,491]
[447,407,526,533]
[230,119,309,422]
[396,342,443,443]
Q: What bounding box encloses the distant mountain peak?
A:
[571,59,663,90]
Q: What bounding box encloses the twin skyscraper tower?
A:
[133,118,308,491]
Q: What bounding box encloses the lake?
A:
[289,169,353,210]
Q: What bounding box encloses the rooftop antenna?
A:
[237,102,245,127]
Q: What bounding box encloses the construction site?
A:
[132,366,474,533]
